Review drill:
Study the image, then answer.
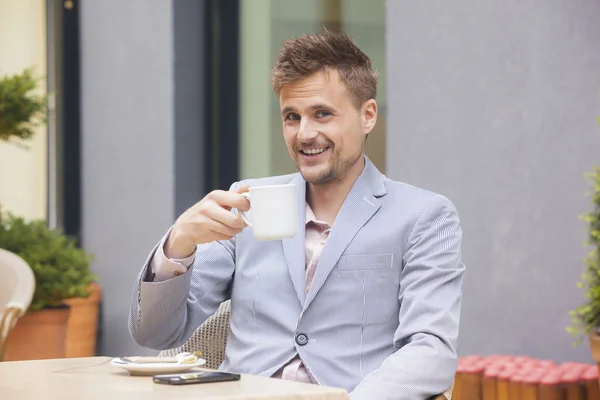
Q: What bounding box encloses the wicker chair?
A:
[0,248,35,361]
[159,300,231,369]
[159,299,453,399]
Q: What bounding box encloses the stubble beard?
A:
[295,146,364,186]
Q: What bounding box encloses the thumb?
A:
[233,185,250,194]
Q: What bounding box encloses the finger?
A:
[206,219,244,237]
[233,185,250,194]
[204,203,247,229]
[232,186,251,212]
[209,190,250,212]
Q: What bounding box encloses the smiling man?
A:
[129,29,465,400]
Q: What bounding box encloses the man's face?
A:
[279,69,377,185]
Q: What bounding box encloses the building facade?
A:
[1,0,599,363]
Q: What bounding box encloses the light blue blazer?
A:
[129,157,465,399]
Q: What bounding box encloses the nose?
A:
[297,119,318,142]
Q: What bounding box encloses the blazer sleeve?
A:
[128,185,241,351]
[349,194,465,400]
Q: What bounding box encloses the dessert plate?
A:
[110,357,206,376]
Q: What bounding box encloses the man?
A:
[129,29,465,399]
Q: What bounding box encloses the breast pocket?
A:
[336,253,394,271]
[330,253,399,324]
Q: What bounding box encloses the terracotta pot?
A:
[63,283,102,357]
[4,306,70,361]
[589,331,600,387]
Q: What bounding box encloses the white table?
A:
[0,357,350,399]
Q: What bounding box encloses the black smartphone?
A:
[153,371,241,385]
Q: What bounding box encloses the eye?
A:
[315,110,331,118]
[285,113,300,121]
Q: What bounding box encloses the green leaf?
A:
[0,208,96,311]
[0,67,47,144]
[568,163,600,344]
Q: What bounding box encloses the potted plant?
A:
[568,162,600,374]
[0,209,96,360]
[1,68,101,359]
[0,67,47,145]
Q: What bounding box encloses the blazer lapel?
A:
[303,157,386,310]
[282,173,308,306]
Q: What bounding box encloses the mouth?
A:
[299,147,330,158]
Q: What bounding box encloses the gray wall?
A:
[386,0,600,362]
[81,0,205,356]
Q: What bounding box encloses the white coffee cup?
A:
[237,184,298,240]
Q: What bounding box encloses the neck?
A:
[306,157,366,225]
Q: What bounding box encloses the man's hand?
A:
[164,186,250,259]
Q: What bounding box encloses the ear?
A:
[362,99,378,135]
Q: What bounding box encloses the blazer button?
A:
[295,333,309,346]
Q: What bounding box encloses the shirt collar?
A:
[305,203,330,228]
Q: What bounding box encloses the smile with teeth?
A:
[301,147,328,155]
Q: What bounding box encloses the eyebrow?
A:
[281,104,334,116]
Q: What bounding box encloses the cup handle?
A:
[238,192,252,227]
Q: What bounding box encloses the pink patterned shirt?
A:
[151,204,330,384]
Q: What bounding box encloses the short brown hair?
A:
[272,29,378,108]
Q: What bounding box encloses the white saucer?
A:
[110,357,207,376]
